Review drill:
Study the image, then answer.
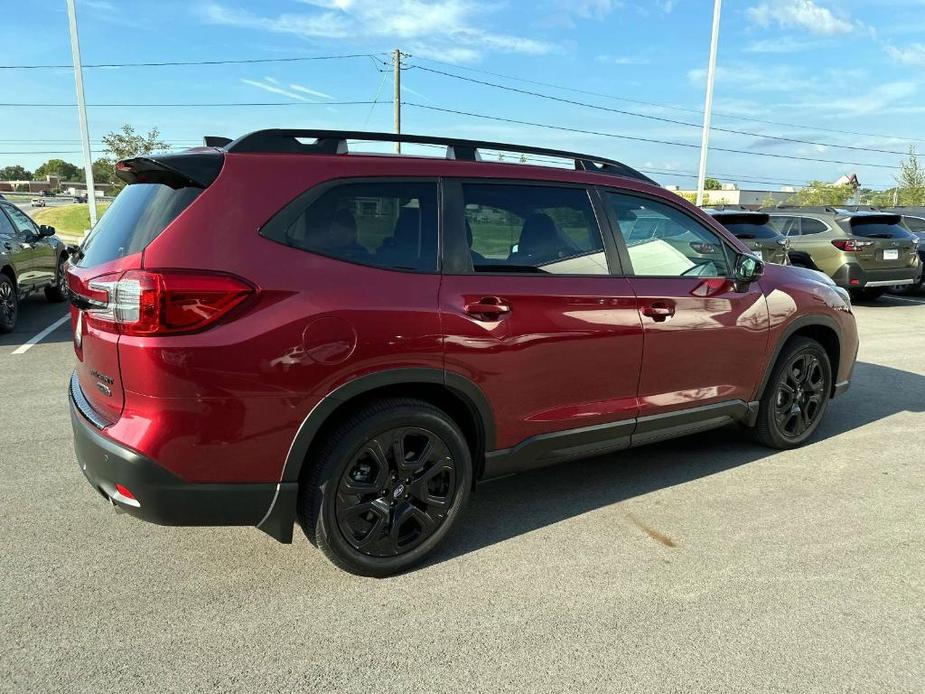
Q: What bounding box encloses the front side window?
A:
[0,207,16,236]
[462,183,607,275]
[261,181,438,272]
[3,204,38,236]
[606,193,731,277]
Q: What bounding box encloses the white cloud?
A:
[201,1,554,63]
[596,54,650,65]
[240,78,311,101]
[886,42,925,67]
[746,0,854,35]
[746,36,824,53]
[289,83,335,99]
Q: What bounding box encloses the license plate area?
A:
[882,249,899,260]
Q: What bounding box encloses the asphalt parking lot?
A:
[1,293,923,693]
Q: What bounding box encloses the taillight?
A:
[831,239,874,252]
[84,270,254,336]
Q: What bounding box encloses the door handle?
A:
[641,302,675,322]
[464,297,511,320]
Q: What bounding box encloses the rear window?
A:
[77,184,201,267]
[849,219,914,239]
[717,219,780,240]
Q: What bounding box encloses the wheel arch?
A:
[280,368,494,486]
[1,263,16,286]
[756,315,842,400]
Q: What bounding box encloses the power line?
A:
[0,101,381,107]
[408,56,925,146]
[409,64,909,157]
[0,53,383,70]
[404,103,900,170]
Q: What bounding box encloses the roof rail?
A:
[760,205,839,213]
[220,128,657,185]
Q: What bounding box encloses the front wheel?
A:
[298,398,472,577]
[753,337,832,449]
[0,274,18,333]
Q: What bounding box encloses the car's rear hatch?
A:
[838,214,919,270]
[66,150,223,424]
[712,212,789,264]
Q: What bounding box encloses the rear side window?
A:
[0,207,17,236]
[768,216,799,236]
[903,216,925,233]
[77,184,201,267]
[462,183,607,275]
[800,218,829,235]
[849,219,914,239]
[261,181,438,272]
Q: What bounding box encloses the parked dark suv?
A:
[0,200,68,332]
[704,207,790,264]
[67,130,858,576]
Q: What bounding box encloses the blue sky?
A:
[2,0,924,190]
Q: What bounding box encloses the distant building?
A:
[663,184,795,209]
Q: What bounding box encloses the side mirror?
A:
[38,224,56,237]
[734,252,765,288]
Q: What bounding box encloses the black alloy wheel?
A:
[0,275,17,333]
[45,256,68,302]
[753,336,832,449]
[299,397,472,577]
[335,427,457,557]
[774,352,826,439]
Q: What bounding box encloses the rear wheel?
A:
[44,256,68,303]
[0,274,17,333]
[298,398,472,577]
[753,337,832,449]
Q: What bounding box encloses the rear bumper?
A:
[831,262,921,289]
[70,387,279,529]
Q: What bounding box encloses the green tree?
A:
[704,177,722,190]
[91,158,114,185]
[33,159,80,181]
[0,164,32,180]
[896,146,925,206]
[788,181,854,206]
[99,125,169,190]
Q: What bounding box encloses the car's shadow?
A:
[0,297,70,348]
[428,361,924,567]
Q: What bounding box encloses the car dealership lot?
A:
[1,296,923,693]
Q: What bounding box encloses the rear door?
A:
[439,180,643,459]
[603,191,769,420]
[841,215,918,271]
[66,182,204,423]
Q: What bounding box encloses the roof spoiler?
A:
[115,151,224,189]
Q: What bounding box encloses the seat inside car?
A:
[508,212,561,264]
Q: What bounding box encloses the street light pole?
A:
[393,48,402,153]
[65,0,97,230]
[695,0,722,207]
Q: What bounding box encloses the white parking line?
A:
[11,316,70,355]
[883,295,925,305]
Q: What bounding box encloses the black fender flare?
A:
[754,314,843,401]
[278,367,495,485]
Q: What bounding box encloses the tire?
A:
[849,288,884,301]
[298,398,473,577]
[44,256,68,303]
[753,337,832,449]
[0,274,18,334]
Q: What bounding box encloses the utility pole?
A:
[695,0,722,207]
[393,48,402,153]
[65,0,98,229]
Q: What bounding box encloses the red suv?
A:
[67,130,858,576]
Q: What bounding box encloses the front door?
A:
[602,191,769,421]
[439,180,644,467]
[0,204,35,289]
[4,204,55,286]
